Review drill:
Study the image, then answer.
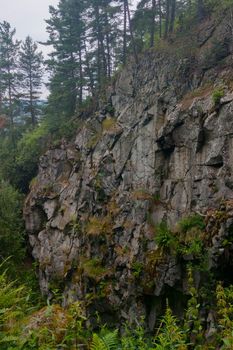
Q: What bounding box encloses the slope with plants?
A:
[24,3,233,338]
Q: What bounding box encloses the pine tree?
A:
[19,36,44,126]
[45,0,86,117]
[0,21,20,128]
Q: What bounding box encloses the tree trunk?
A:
[78,43,83,104]
[150,0,156,47]
[169,0,176,33]
[164,0,170,39]
[95,4,107,85]
[158,0,162,38]
[29,71,36,127]
[197,0,205,22]
[125,0,138,64]
[123,0,127,64]
[104,12,111,78]
[84,40,95,96]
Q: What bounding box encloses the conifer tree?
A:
[19,36,43,126]
[45,0,86,117]
[0,21,20,128]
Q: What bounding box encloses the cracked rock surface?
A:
[24,14,233,327]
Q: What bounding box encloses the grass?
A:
[82,258,109,281]
[102,118,121,134]
[178,214,205,234]
[180,83,213,110]
[86,216,113,236]
[131,189,153,201]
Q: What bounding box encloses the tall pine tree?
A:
[19,36,44,126]
[0,21,20,128]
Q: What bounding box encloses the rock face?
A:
[24,14,233,327]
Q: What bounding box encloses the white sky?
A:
[0,0,59,98]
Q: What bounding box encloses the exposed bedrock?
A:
[24,14,233,328]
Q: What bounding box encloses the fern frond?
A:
[90,330,118,350]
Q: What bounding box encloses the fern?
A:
[153,305,188,350]
[90,330,118,350]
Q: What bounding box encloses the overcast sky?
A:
[0,0,59,48]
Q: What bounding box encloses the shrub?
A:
[153,304,188,350]
[154,221,178,250]
[216,283,233,348]
[131,261,143,278]
[181,237,203,257]
[15,122,49,192]
[0,181,25,268]
[178,214,205,234]
[0,269,29,349]
[212,88,225,105]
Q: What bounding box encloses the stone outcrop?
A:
[24,13,233,328]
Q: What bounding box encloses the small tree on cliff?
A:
[19,36,44,126]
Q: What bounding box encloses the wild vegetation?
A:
[0,0,233,348]
[1,264,233,349]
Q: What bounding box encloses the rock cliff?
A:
[24,13,233,328]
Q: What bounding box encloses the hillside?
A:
[24,8,233,333]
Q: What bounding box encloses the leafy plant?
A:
[82,258,109,281]
[178,214,205,234]
[131,261,143,278]
[184,269,203,347]
[154,221,178,250]
[90,329,118,350]
[153,304,187,350]
[212,88,224,105]
[216,283,233,348]
[0,181,25,271]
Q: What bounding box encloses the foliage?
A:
[216,283,233,348]
[154,221,178,250]
[121,319,149,350]
[212,88,225,105]
[2,265,233,350]
[19,36,44,126]
[153,305,187,350]
[0,269,29,349]
[15,121,49,191]
[178,214,205,234]
[82,258,109,281]
[86,216,113,236]
[184,269,203,347]
[0,181,25,268]
[131,261,143,278]
[90,329,118,350]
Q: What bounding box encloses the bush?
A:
[154,221,178,250]
[178,214,205,234]
[15,122,49,192]
[0,181,25,267]
[212,88,225,105]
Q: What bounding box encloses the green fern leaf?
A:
[90,330,118,350]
